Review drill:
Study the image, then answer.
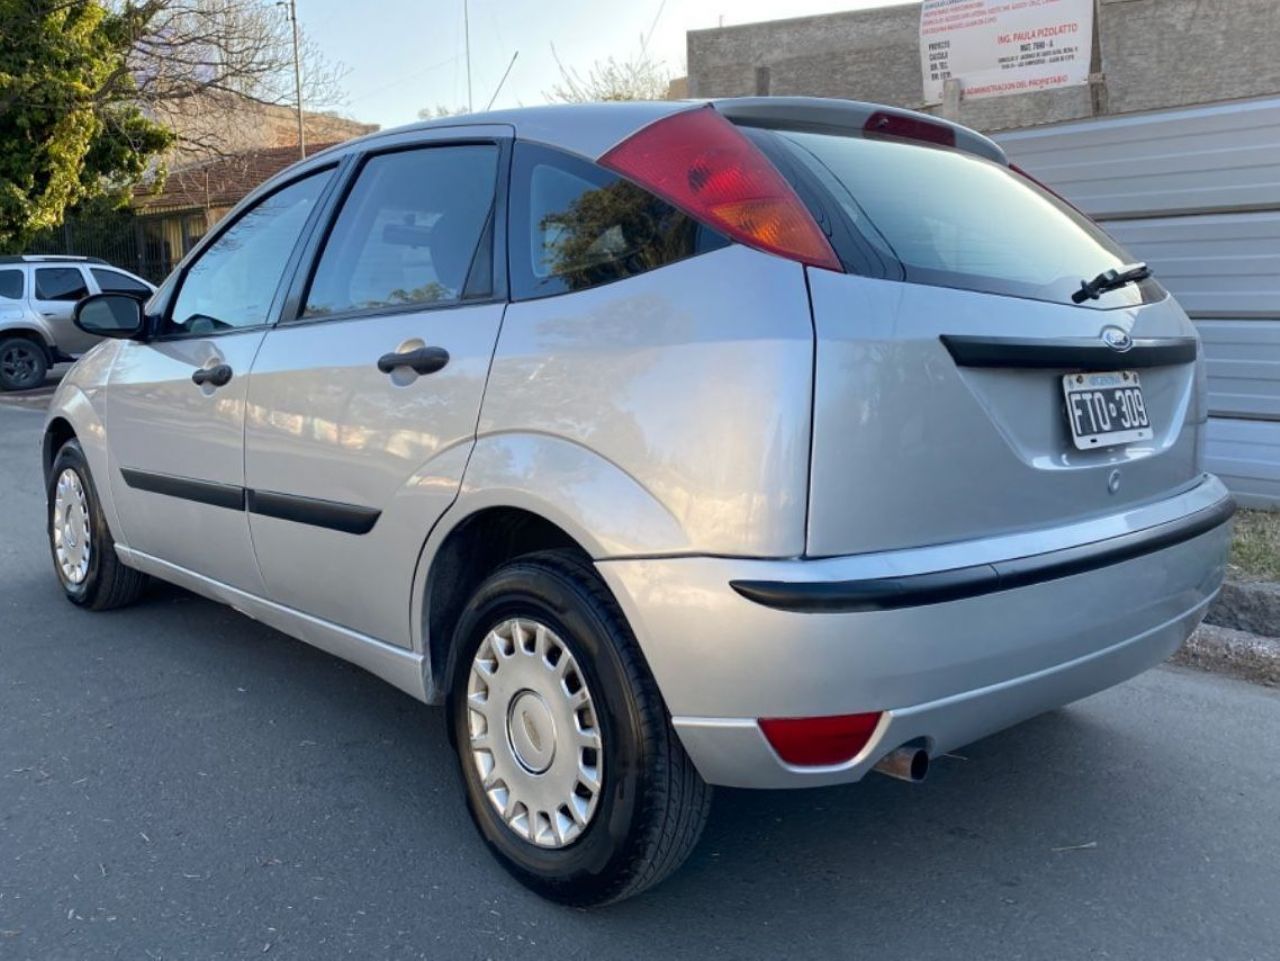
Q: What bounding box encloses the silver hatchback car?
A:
[44,98,1233,905]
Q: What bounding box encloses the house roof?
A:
[133,143,339,214]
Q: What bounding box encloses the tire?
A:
[47,439,148,610]
[0,337,49,391]
[448,549,712,906]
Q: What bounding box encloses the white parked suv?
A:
[0,255,155,390]
[43,99,1232,904]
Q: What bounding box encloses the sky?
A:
[301,0,904,131]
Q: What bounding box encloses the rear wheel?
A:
[448,550,711,906]
[0,337,48,391]
[47,440,148,610]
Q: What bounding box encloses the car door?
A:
[32,265,95,355]
[243,133,508,647]
[106,166,337,593]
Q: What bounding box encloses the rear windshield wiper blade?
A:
[1072,263,1151,304]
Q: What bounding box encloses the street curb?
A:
[1172,623,1280,687]
[1205,578,1280,639]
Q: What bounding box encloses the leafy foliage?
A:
[0,1,172,251]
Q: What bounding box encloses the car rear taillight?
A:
[863,110,956,148]
[758,712,884,767]
[599,106,842,272]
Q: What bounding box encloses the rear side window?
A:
[303,145,498,318]
[35,267,88,302]
[92,268,151,295]
[509,142,727,300]
[764,129,1162,308]
[0,269,21,299]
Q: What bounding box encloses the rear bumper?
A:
[596,475,1233,789]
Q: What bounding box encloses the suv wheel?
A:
[448,550,712,906]
[0,337,49,391]
[47,440,149,610]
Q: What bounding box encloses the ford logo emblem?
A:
[1101,326,1133,352]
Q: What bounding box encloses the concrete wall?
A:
[688,0,1280,132]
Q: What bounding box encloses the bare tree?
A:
[112,0,347,161]
[545,41,670,103]
[417,104,469,120]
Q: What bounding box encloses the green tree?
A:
[0,1,172,251]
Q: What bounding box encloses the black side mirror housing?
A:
[74,293,146,340]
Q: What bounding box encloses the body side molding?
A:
[120,468,380,533]
[731,494,1236,614]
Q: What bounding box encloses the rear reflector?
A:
[599,106,842,272]
[758,712,883,767]
[863,110,956,148]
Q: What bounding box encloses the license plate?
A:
[1062,371,1153,450]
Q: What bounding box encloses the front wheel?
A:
[448,550,711,906]
[47,440,149,610]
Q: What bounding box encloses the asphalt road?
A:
[2,401,1279,961]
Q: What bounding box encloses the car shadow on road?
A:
[54,577,1197,950]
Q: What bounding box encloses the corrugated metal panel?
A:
[996,96,1280,219]
[1194,320,1280,421]
[1206,418,1280,509]
[1101,212,1280,319]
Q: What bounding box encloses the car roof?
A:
[304,97,1006,167]
[0,254,107,265]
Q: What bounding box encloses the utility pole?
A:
[464,0,473,112]
[282,0,306,158]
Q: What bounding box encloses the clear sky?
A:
[301,0,903,131]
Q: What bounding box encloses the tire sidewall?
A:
[448,559,655,903]
[47,441,107,606]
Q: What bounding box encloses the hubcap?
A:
[52,468,92,585]
[1,343,39,387]
[466,618,603,848]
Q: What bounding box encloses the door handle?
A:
[377,346,450,376]
[192,363,233,387]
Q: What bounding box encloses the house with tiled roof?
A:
[130,142,342,279]
[125,99,377,280]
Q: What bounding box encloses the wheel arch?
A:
[411,432,695,702]
[0,324,54,361]
[43,416,77,481]
[416,504,591,703]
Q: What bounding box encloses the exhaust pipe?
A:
[872,745,929,783]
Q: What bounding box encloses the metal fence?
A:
[27,210,172,284]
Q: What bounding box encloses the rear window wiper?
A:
[1072,263,1151,304]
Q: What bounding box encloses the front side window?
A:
[510,143,728,300]
[92,268,151,296]
[303,145,499,318]
[764,129,1163,308]
[166,169,332,336]
[0,269,22,300]
[35,267,89,302]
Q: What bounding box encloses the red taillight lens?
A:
[758,712,884,767]
[599,106,842,272]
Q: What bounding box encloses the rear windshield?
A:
[765,129,1163,308]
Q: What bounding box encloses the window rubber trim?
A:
[729,494,1235,614]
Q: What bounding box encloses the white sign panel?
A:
[920,0,1095,103]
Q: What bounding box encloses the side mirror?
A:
[74,293,145,339]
